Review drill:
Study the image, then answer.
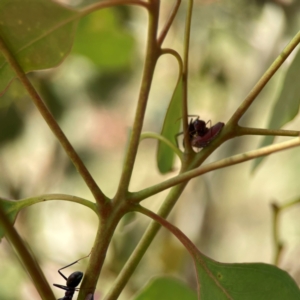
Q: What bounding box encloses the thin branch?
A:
[0,36,108,208]
[133,204,233,300]
[182,0,194,153]
[160,48,183,71]
[140,132,183,161]
[79,0,150,17]
[271,197,300,265]
[5,194,97,214]
[157,0,181,46]
[228,30,300,125]
[0,206,56,300]
[271,203,283,266]
[237,126,300,137]
[133,204,199,255]
[130,137,300,202]
[114,2,160,201]
[104,183,188,300]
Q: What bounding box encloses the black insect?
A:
[53,255,89,300]
[176,115,210,147]
[187,115,210,139]
[176,115,224,149]
[191,121,224,148]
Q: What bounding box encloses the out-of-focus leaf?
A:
[0,104,24,144]
[72,9,135,70]
[252,47,300,171]
[157,77,182,174]
[131,277,197,300]
[0,0,79,94]
[195,255,300,299]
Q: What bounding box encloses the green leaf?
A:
[195,255,300,299]
[252,47,300,171]
[132,277,197,300]
[156,77,182,174]
[72,9,135,70]
[0,0,79,94]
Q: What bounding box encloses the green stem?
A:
[114,0,160,201]
[271,197,300,265]
[228,30,300,125]
[134,204,199,256]
[77,203,127,300]
[160,48,183,72]
[140,131,183,161]
[104,182,189,300]
[79,0,150,17]
[0,36,108,209]
[157,0,181,46]
[182,0,194,153]
[271,203,282,266]
[130,137,300,202]
[0,206,56,300]
[133,204,232,299]
[4,194,96,214]
[237,126,300,137]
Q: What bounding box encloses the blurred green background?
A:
[0,0,300,299]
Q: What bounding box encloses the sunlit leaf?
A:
[0,0,79,94]
[132,277,197,300]
[252,47,300,171]
[157,77,182,174]
[72,9,135,70]
[195,255,300,299]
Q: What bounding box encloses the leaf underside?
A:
[0,0,79,94]
[157,77,182,174]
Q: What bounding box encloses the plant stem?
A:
[157,0,181,46]
[104,182,189,300]
[0,206,56,300]
[80,0,150,18]
[77,203,127,300]
[114,0,160,201]
[271,197,300,265]
[0,36,108,209]
[140,131,183,160]
[130,137,300,202]
[271,203,283,266]
[237,126,300,137]
[134,204,199,256]
[6,194,96,213]
[182,0,194,153]
[229,30,300,125]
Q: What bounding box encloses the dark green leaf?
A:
[0,0,79,94]
[132,277,197,300]
[157,77,182,174]
[252,48,300,170]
